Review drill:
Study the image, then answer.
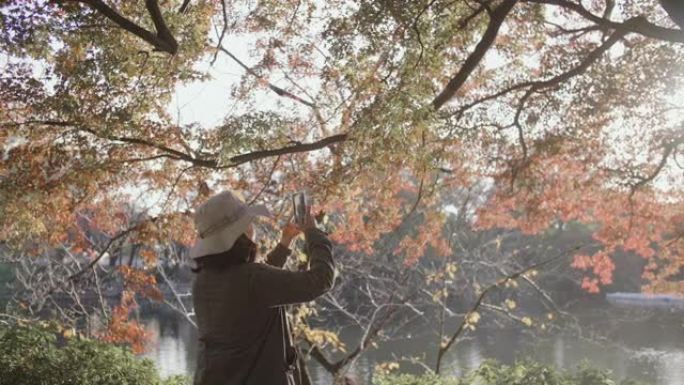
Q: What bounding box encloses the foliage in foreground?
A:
[0,322,188,385]
[0,322,648,385]
[374,360,644,385]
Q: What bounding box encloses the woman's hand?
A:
[279,222,302,248]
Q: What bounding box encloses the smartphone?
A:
[292,192,308,226]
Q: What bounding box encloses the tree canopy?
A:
[1,0,683,350]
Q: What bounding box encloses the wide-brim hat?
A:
[189,190,272,259]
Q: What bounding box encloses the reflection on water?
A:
[142,312,198,378]
[141,306,684,385]
[659,352,684,385]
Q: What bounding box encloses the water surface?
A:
[141,304,684,385]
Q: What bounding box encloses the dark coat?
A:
[192,228,335,385]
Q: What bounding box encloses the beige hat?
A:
[189,191,272,259]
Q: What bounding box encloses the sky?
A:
[169,33,316,130]
[170,46,251,128]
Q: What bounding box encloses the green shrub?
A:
[468,360,570,385]
[374,361,644,385]
[0,322,189,385]
[374,373,461,385]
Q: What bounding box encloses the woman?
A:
[189,190,335,385]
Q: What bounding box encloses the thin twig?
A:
[248,155,281,205]
[434,244,586,373]
[218,46,318,108]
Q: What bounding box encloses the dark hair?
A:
[191,234,257,273]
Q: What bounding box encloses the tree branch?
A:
[70,0,178,54]
[330,301,403,372]
[210,0,231,65]
[225,134,349,166]
[5,120,349,169]
[631,134,684,193]
[77,127,206,165]
[218,46,318,108]
[455,28,625,118]
[434,244,584,373]
[432,0,518,110]
[247,155,281,205]
[307,343,337,373]
[178,0,192,13]
[144,0,177,52]
[525,0,684,43]
[67,219,153,282]
[411,0,440,69]
[480,302,528,324]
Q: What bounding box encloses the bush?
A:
[0,322,189,385]
[374,373,461,385]
[374,361,644,385]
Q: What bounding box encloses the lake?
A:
[140,301,684,385]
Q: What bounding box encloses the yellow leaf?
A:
[505,299,517,310]
[297,252,308,263]
[440,337,449,348]
[375,361,400,375]
[445,262,458,279]
[63,328,76,338]
[521,317,533,327]
[467,311,481,325]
